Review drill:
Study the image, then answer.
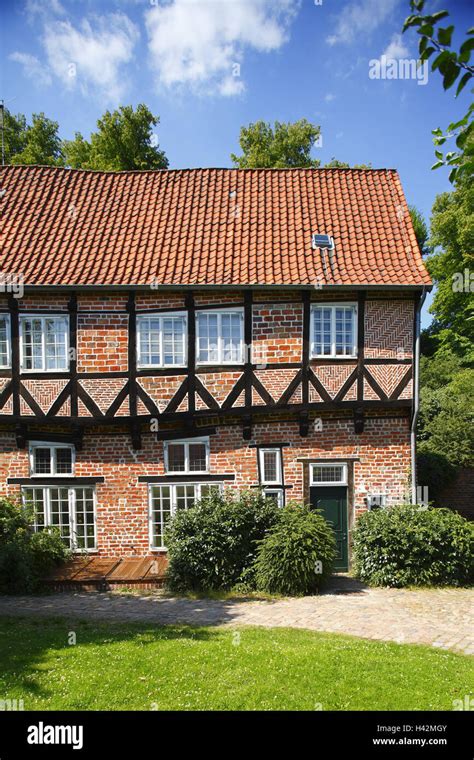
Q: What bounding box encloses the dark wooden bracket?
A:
[353,407,365,435]
[242,414,252,441]
[299,412,309,437]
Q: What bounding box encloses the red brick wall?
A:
[252,303,303,364]
[1,415,411,557]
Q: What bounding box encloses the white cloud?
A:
[381,33,410,60]
[25,0,65,24]
[327,0,399,46]
[9,51,52,87]
[324,92,336,102]
[42,13,139,102]
[145,0,300,96]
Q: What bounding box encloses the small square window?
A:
[165,439,209,474]
[29,443,74,477]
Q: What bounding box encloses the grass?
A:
[0,616,471,711]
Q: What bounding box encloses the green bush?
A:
[165,490,280,593]
[0,498,70,594]
[253,504,336,596]
[352,504,474,588]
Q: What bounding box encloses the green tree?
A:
[323,158,373,169]
[3,110,64,166]
[0,108,26,164]
[231,119,321,168]
[425,177,474,348]
[403,0,474,183]
[63,104,168,171]
[409,205,431,256]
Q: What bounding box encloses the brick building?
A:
[0,166,431,571]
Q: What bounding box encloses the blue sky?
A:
[1,0,472,325]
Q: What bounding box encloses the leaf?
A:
[437,25,454,46]
[420,46,436,62]
[456,72,471,97]
[431,10,450,23]
[431,161,444,170]
[432,50,453,71]
[442,62,461,90]
[402,14,422,32]
[418,23,434,36]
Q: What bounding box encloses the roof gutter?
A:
[410,286,427,504]
[17,283,433,294]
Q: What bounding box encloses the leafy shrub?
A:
[253,504,336,596]
[165,490,279,593]
[0,498,70,594]
[352,504,474,588]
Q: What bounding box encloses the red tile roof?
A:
[0,165,431,288]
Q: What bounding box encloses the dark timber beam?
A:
[300,291,311,436]
[68,294,78,417]
[357,291,366,403]
[185,291,196,416]
[243,290,253,439]
[8,295,20,419]
[127,291,140,449]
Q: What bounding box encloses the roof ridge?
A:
[0,165,398,176]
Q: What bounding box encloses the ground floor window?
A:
[149,483,221,549]
[22,486,96,551]
[263,488,284,507]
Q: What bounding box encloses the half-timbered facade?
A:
[0,166,431,571]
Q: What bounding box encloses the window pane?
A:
[167,443,185,472]
[197,313,219,363]
[175,485,197,511]
[24,488,46,529]
[0,317,9,367]
[264,489,283,507]
[188,442,207,472]
[55,447,73,474]
[49,487,71,543]
[22,318,43,370]
[33,447,52,474]
[162,317,185,365]
[313,465,345,484]
[45,318,68,370]
[262,450,280,483]
[151,486,172,548]
[74,487,95,550]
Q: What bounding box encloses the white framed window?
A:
[20,315,69,371]
[164,438,209,474]
[310,463,348,486]
[310,303,357,358]
[0,315,11,367]
[149,482,222,549]
[197,308,244,364]
[137,312,187,368]
[22,486,96,551]
[263,488,284,508]
[259,448,282,485]
[29,442,75,477]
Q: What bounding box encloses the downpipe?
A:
[410,287,427,504]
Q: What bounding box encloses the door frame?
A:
[302,458,356,569]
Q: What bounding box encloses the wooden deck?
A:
[42,556,168,591]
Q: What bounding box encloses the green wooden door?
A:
[310,486,348,571]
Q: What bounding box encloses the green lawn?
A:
[0,617,471,711]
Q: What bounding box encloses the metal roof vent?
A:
[312,233,334,250]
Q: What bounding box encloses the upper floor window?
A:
[29,442,74,477]
[20,315,69,371]
[137,313,187,368]
[0,315,11,367]
[310,304,357,358]
[164,438,209,474]
[197,309,244,364]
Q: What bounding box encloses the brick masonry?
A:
[0,289,415,559]
[0,414,412,557]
